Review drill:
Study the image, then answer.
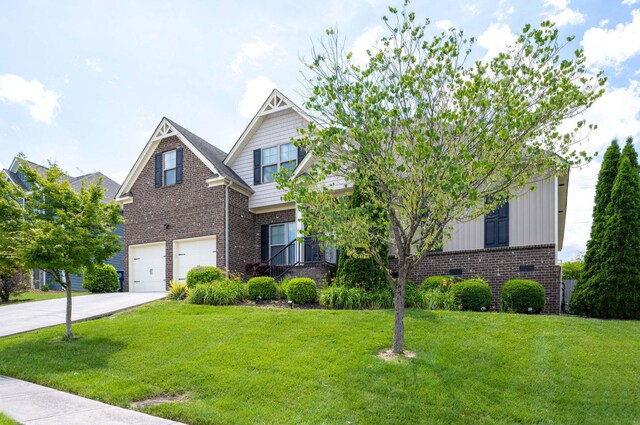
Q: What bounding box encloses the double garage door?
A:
[129,236,216,292]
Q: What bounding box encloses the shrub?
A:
[275,278,289,299]
[421,289,460,311]
[0,268,30,302]
[422,276,455,291]
[83,264,119,293]
[244,262,270,278]
[319,286,368,309]
[500,279,545,314]
[186,266,224,288]
[368,287,394,309]
[41,284,50,292]
[451,278,492,311]
[167,281,189,300]
[562,260,584,282]
[187,280,245,306]
[336,256,388,290]
[247,276,277,300]
[405,280,426,308]
[286,278,318,304]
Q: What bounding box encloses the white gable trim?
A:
[224,89,314,166]
[115,118,223,200]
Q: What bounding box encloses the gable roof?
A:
[70,172,121,203]
[115,117,252,201]
[224,89,314,166]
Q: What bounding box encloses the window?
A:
[260,143,298,184]
[270,222,297,265]
[163,150,177,186]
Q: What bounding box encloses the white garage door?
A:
[174,236,217,282]
[130,242,166,292]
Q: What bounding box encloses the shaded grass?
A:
[2,290,88,305]
[0,301,638,424]
[0,413,19,425]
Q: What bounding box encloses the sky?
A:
[1,0,639,261]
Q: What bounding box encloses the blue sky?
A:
[1,0,639,260]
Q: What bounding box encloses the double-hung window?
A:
[270,222,297,265]
[257,143,299,184]
[163,150,177,186]
[261,146,279,183]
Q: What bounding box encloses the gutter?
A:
[225,181,231,274]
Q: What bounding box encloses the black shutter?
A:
[253,149,261,185]
[176,148,183,184]
[485,202,509,248]
[154,153,162,188]
[297,146,306,164]
[260,225,269,261]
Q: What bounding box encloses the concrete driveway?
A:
[0,292,167,337]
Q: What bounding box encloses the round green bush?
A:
[83,264,120,293]
[247,276,277,300]
[286,278,318,304]
[500,279,545,314]
[422,276,454,291]
[450,278,491,311]
[186,266,224,288]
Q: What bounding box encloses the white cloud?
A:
[0,74,60,124]
[623,0,639,5]
[237,76,276,118]
[494,0,514,21]
[435,20,455,31]
[85,59,102,73]
[599,19,609,27]
[543,0,585,27]
[582,10,640,69]
[463,4,479,16]
[350,26,385,67]
[230,39,283,74]
[477,23,517,61]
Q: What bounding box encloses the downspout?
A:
[225,181,230,274]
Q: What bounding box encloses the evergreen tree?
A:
[589,154,640,318]
[622,136,638,170]
[571,140,620,314]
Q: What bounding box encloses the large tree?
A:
[19,161,122,339]
[570,140,620,315]
[589,153,640,318]
[279,4,605,353]
[0,176,29,302]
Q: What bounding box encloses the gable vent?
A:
[263,94,285,112]
[153,121,176,140]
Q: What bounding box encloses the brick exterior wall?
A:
[123,136,226,291]
[390,244,561,314]
[228,189,255,273]
[282,264,336,285]
[253,209,296,262]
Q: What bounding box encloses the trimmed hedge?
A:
[422,276,455,291]
[286,278,318,304]
[500,279,545,313]
[451,278,491,311]
[187,280,245,305]
[247,276,277,300]
[186,266,224,288]
[83,264,119,293]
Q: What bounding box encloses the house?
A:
[2,157,124,291]
[115,89,568,314]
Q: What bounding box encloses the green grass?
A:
[0,413,19,425]
[0,301,638,425]
[2,290,88,305]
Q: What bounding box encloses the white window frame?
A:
[163,149,177,186]
[261,143,297,184]
[269,222,297,264]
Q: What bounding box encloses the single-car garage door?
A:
[174,236,217,282]
[129,242,166,292]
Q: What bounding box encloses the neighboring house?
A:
[2,157,124,291]
[115,89,568,314]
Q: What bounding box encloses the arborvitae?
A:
[570,140,620,314]
[588,154,640,318]
[622,136,638,170]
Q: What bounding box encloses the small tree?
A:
[587,154,640,318]
[571,141,620,314]
[279,4,604,353]
[622,137,638,170]
[19,161,122,339]
[0,174,29,302]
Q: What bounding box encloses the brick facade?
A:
[123,136,226,291]
[228,189,255,273]
[253,209,296,262]
[283,263,336,285]
[390,244,561,314]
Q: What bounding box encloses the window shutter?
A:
[484,202,509,248]
[297,146,306,164]
[253,149,261,185]
[260,225,269,261]
[176,148,183,184]
[154,153,162,188]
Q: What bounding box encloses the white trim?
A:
[249,202,296,214]
[172,235,217,283]
[206,177,253,197]
[115,196,133,205]
[115,117,224,200]
[224,89,313,166]
[128,241,166,292]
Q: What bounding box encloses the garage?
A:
[173,236,217,282]
[129,242,166,292]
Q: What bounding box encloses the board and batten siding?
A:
[444,178,556,251]
[228,109,307,210]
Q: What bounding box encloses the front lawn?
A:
[0,413,19,425]
[0,302,638,424]
[1,290,88,306]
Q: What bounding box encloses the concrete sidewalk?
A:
[0,292,167,337]
[0,376,183,424]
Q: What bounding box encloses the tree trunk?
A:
[64,271,73,339]
[392,261,408,354]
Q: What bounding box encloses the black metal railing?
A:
[267,236,337,280]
